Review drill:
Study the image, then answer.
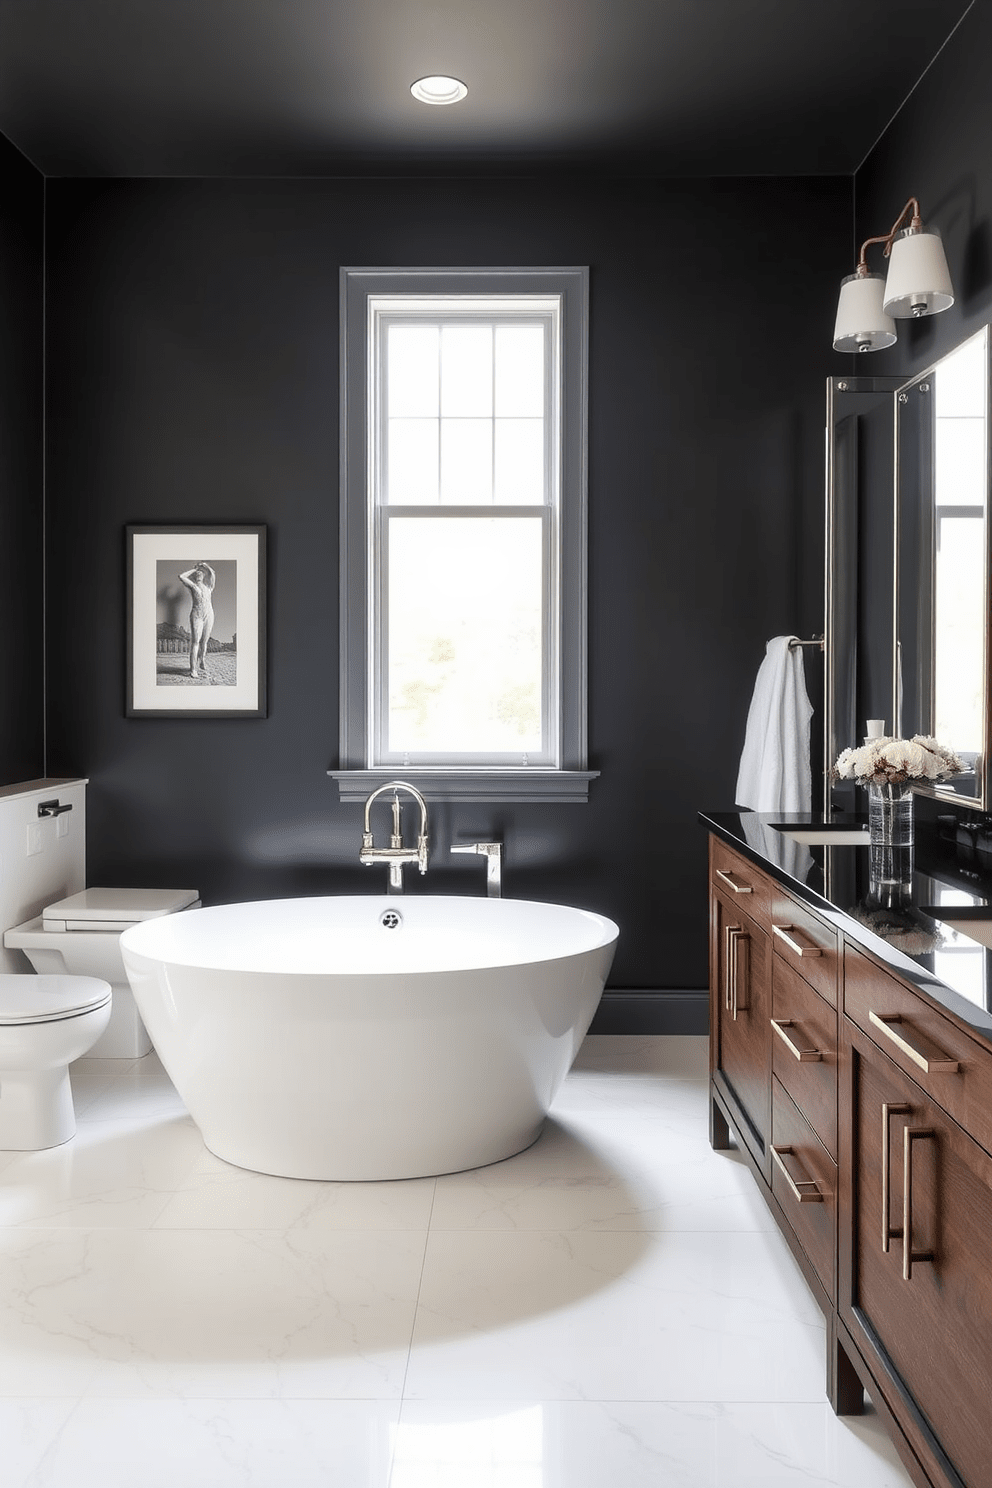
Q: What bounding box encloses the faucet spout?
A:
[451,841,503,898]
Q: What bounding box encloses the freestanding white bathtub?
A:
[120,895,619,1181]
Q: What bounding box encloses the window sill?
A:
[328,769,599,804]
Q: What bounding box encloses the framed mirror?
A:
[894,325,991,806]
[824,373,901,814]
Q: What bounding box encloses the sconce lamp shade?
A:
[883,226,954,318]
[833,272,897,353]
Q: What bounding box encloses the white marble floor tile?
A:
[405,1227,825,1403]
[0,1035,923,1487]
[75,1053,187,1124]
[0,1225,426,1400]
[0,1400,79,1488]
[0,1146,23,1177]
[0,1115,204,1228]
[431,1116,775,1234]
[153,1147,437,1232]
[390,1400,547,1487]
[550,1066,710,1120]
[573,1034,710,1080]
[68,1057,139,1117]
[0,1229,109,1395]
[80,1226,428,1399]
[390,1399,915,1487]
[20,1398,400,1488]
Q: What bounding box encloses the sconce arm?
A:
[856,197,924,274]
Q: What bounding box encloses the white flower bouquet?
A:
[832,734,964,787]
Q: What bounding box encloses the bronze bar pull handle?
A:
[716,868,752,894]
[903,1126,936,1280]
[729,927,737,1018]
[882,1102,911,1252]
[770,1018,822,1062]
[869,1011,960,1074]
[734,930,750,1016]
[772,924,823,958]
[724,926,738,1013]
[725,925,745,1018]
[771,1145,824,1203]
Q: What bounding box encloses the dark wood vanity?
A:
[703,810,992,1488]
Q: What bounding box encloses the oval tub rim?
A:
[119,893,620,980]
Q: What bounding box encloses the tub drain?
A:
[379,909,402,930]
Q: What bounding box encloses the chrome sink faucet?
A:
[359,781,429,893]
[451,841,502,898]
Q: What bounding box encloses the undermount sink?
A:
[925,913,992,950]
[771,825,870,846]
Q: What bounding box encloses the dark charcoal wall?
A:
[44,174,848,994]
[0,134,44,784]
[854,2,992,379]
[849,2,990,788]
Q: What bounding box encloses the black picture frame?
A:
[126,524,267,718]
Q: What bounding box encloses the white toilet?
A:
[4,888,200,1059]
[0,974,112,1148]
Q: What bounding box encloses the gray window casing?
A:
[330,266,596,804]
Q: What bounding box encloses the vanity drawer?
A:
[770,891,839,1007]
[845,944,992,1157]
[710,838,771,927]
[771,1076,836,1298]
[771,957,838,1160]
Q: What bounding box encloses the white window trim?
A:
[330,266,596,804]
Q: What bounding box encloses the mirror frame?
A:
[824,373,901,815]
[892,325,992,810]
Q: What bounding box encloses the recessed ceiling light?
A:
[410,75,468,106]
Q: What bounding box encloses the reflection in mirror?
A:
[934,335,986,753]
[895,326,990,806]
[824,375,901,815]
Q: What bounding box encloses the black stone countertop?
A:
[699,805,992,1044]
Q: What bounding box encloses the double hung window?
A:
[333,268,593,802]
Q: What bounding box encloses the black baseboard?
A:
[588,990,708,1035]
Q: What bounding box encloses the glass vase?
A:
[867,780,915,910]
[868,780,915,847]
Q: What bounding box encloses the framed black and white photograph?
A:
[126,525,267,717]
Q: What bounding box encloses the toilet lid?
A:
[0,974,112,1025]
[43,887,200,932]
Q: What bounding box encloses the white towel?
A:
[735,636,814,813]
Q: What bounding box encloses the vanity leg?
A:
[710,1089,732,1151]
[827,1319,865,1416]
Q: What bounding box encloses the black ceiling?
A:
[0,0,974,178]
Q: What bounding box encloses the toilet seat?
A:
[0,974,112,1026]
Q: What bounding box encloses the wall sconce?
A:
[833,197,954,353]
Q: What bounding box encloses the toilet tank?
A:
[0,779,87,975]
[6,888,201,985]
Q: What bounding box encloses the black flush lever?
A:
[37,799,73,818]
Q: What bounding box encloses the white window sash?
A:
[368,296,561,769]
[372,505,559,767]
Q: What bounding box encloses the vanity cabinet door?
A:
[842,1020,992,1487]
[712,887,770,1174]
